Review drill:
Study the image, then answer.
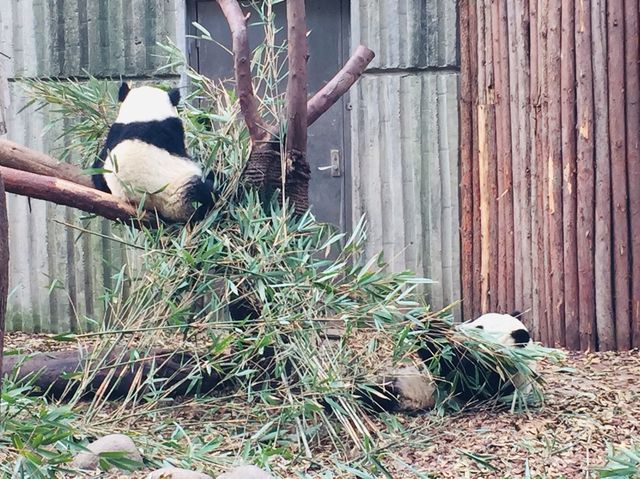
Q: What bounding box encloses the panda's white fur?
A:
[460,312,533,347]
[114,85,179,124]
[92,83,215,223]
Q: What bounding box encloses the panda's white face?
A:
[460,313,532,348]
[115,86,179,124]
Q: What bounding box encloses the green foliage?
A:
[3,5,554,476]
[596,444,640,478]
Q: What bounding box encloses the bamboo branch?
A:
[284,0,308,160]
[306,45,375,127]
[0,139,93,188]
[0,166,155,226]
[0,171,7,394]
[216,0,271,143]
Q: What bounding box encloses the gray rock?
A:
[217,465,274,479]
[71,433,143,471]
[147,466,213,479]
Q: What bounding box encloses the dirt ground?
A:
[3,333,639,478]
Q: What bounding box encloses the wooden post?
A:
[507,0,522,314]
[547,0,565,346]
[561,0,579,350]
[608,0,631,350]
[592,0,615,350]
[576,0,596,350]
[625,0,640,348]
[470,0,481,318]
[0,172,7,393]
[516,0,533,325]
[459,0,475,321]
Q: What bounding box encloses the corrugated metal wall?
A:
[0,0,183,332]
[350,1,461,314]
[1,0,462,331]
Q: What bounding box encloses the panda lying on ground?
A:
[357,311,537,413]
[92,82,216,223]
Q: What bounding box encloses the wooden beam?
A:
[0,166,155,226]
[0,139,93,188]
[306,45,375,127]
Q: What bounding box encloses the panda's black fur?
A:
[92,82,216,223]
[354,311,536,413]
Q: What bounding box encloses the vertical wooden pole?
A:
[547,0,565,346]
[470,0,481,318]
[625,0,640,348]
[592,0,616,350]
[529,0,542,341]
[460,0,475,321]
[0,172,8,392]
[539,0,553,346]
[517,0,533,326]
[576,0,596,350]
[608,0,631,350]
[496,0,515,312]
[562,0,580,350]
[507,0,522,313]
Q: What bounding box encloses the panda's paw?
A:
[384,366,436,413]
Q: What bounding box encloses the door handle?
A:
[317,149,342,177]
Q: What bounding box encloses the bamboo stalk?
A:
[608,0,631,350]
[592,0,616,350]
[624,0,640,348]
[561,0,580,350]
[576,0,596,350]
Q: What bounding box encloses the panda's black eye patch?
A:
[475,325,484,330]
[511,328,531,347]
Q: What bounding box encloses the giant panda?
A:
[92,82,216,223]
[356,311,537,413]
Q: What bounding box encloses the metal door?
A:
[187,0,351,231]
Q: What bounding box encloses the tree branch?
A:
[0,166,155,226]
[0,171,7,394]
[284,0,309,160]
[216,0,271,143]
[0,139,93,188]
[306,45,375,127]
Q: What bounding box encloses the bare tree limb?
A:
[0,171,7,394]
[0,139,93,188]
[306,45,375,127]
[284,0,309,160]
[0,166,155,226]
[217,0,271,143]
[2,348,224,400]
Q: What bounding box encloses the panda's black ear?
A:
[118,82,130,102]
[169,88,181,107]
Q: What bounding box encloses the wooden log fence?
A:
[460,0,640,350]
